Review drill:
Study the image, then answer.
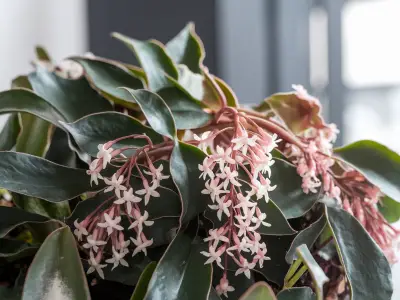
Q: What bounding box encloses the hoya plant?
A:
[0,23,398,300]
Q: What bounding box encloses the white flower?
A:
[73,219,88,241]
[128,209,154,233]
[87,159,103,186]
[253,155,275,177]
[252,211,271,229]
[105,246,129,270]
[215,277,235,298]
[235,258,256,279]
[234,217,251,237]
[214,146,235,170]
[200,245,224,269]
[114,188,141,214]
[232,131,258,155]
[199,157,215,180]
[234,193,257,215]
[97,144,114,169]
[254,244,270,268]
[227,236,250,256]
[97,213,124,235]
[194,131,211,152]
[104,174,127,198]
[201,178,227,202]
[135,181,160,206]
[130,236,154,257]
[83,235,107,253]
[204,228,229,246]
[144,164,170,185]
[208,196,232,220]
[87,251,107,279]
[217,167,241,189]
[252,179,276,202]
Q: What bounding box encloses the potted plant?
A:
[0,23,397,300]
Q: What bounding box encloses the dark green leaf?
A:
[258,199,296,235]
[173,65,205,100]
[0,238,38,261]
[0,286,21,300]
[170,141,209,224]
[379,196,400,223]
[214,77,238,108]
[270,159,319,218]
[277,287,316,300]
[22,227,90,300]
[166,23,204,73]
[266,93,324,134]
[335,140,400,202]
[238,282,277,300]
[286,216,326,263]
[29,69,112,122]
[124,89,176,140]
[325,206,393,300]
[113,33,178,91]
[0,206,48,237]
[257,234,295,285]
[73,57,145,107]
[130,262,157,300]
[143,231,212,300]
[45,127,77,167]
[0,89,65,125]
[295,244,328,300]
[0,114,20,150]
[157,86,211,129]
[62,112,163,156]
[0,152,91,202]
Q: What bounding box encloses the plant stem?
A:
[284,257,303,284]
[285,265,308,289]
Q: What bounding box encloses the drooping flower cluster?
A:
[195,107,279,298]
[285,85,340,201]
[74,134,169,279]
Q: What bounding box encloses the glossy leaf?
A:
[0,238,38,261]
[238,282,277,300]
[45,127,77,167]
[173,65,205,100]
[124,89,176,140]
[214,77,238,108]
[35,46,52,62]
[113,33,178,91]
[73,57,144,106]
[0,207,48,237]
[201,71,223,110]
[0,89,65,125]
[296,244,328,300]
[258,199,296,235]
[29,68,112,122]
[130,262,157,300]
[379,196,400,223]
[143,231,212,300]
[62,112,163,156]
[0,114,20,150]
[257,234,295,285]
[270,159,319,218]
[325,206,393,300]
[266,93,324,134]
[277,287,316,300]
[0,152,91,202]
[335,140,400,202]
[170,141,209,224]
[157,86,211,129]
[286,216,326,263]
[166,23,204,73]
[22,227,90,300]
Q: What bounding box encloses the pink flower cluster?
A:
[286,85,341,201]
[195,109,280,298]
[74,134,169,278]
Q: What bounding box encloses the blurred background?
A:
[0,0,399,295]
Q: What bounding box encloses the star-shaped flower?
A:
[214,146,235,170]
[83,234,107,253]
[217,167,241,189]
[200,245,225,269]
[97,144,114,169]
[235,258,256,279]
[73,219,88,241]
[135,181,160,206]
[201,178,227,202]
[105,246,129,270]
[87,159,103,186]
[131,235,154,257]
[114,188,141,214]
[104,174,127,198]
[232,130,258,155]
[87,251,107,279]
[97,213,124,235]
[215,277,235,298]
[204,228,229,246]
[208,196,232,221]
[128,209,154,233]
[199,157,215,180]
[144,164,170,185]
[194,131,211,152]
